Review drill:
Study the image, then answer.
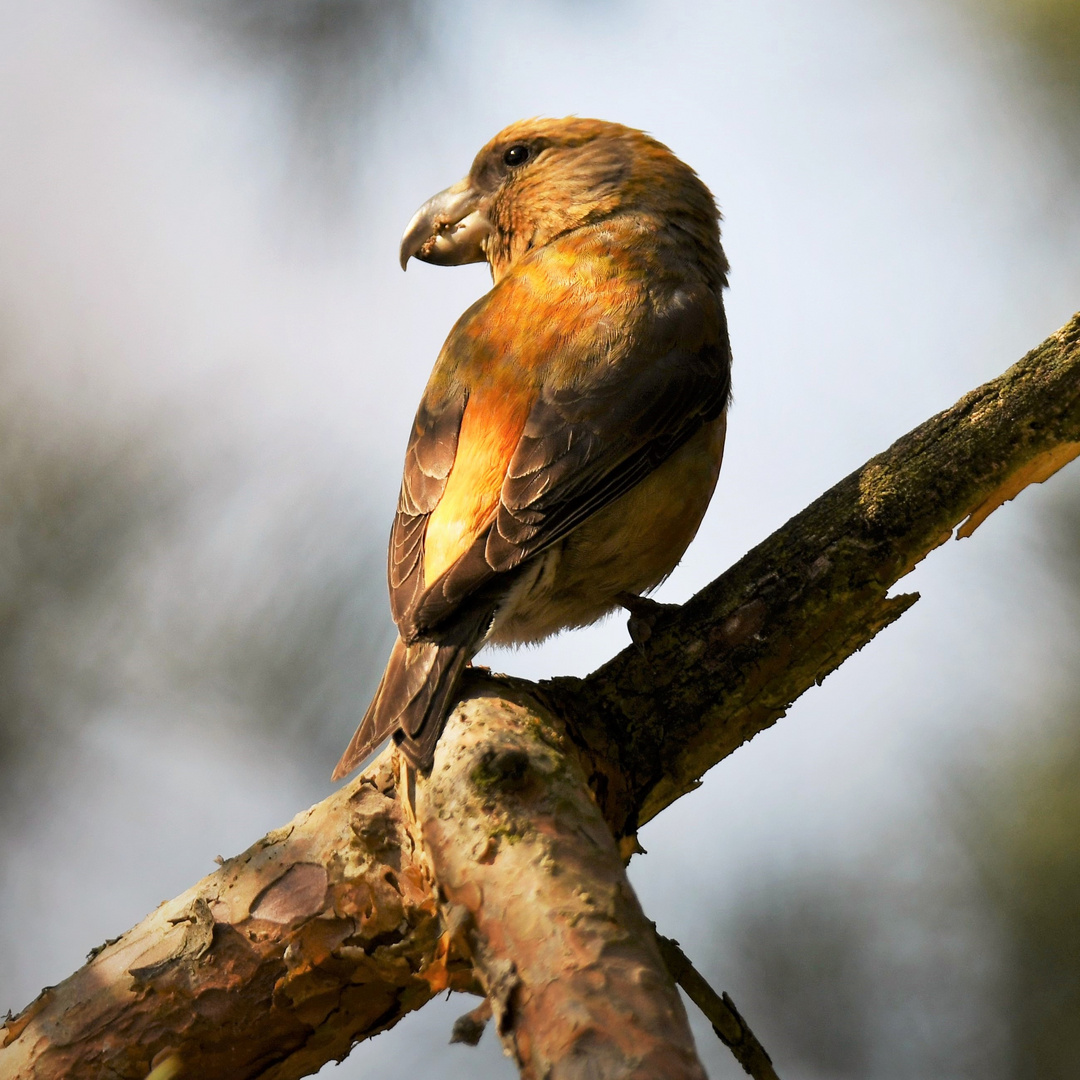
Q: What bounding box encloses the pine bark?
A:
[417,683,706,1079]
[3,313,1079,1080]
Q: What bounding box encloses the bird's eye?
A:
[503,144,531,167]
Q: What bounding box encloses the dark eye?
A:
[503,144,531,167]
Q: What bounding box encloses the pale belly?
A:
[487,413,727,646]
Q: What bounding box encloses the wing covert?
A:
[401,286,731,639]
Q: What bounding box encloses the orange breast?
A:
[423,388,533,586]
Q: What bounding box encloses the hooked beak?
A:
[399,178,490,270]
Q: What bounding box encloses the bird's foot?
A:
[615,592,680,651]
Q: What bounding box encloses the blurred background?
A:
[1,1,1079,1076]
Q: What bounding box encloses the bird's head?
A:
[399,117,722,283]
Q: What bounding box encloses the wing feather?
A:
[397,286,730,641]
[388,387,468,626]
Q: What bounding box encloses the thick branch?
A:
[3,314,1079,1078]
[416,683,706,1079]
[552,313,1080,836]
[0,755,464,1080]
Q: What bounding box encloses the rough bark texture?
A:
[417,683,706,1079]
[555,313,1080,837]
[0,755,471,1080]
[3,313,1080,1079]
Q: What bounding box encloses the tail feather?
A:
[393,641,475,769]
[332,612,489,780]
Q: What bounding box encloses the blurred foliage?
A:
[987,0,1080,89]
[975,0,1080,150]
[723,878,876,1077]
[964,483,1080,1079]
[144,463,394,759]
[954,0,1080,1055]
[718,867,1004,1079]
[157,0,430,221]
[0,0,424,808]
[0,380,390,814]
[165,0,427,105]
[715,476,1080,1079]
[974,723,1080,1078]
[0,399,170,816]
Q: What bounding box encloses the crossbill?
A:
[333,117,731,780]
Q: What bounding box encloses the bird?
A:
[332,117,731,780]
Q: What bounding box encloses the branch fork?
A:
[3,314,1080,1079]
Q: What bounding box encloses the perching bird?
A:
[332,117,731,780]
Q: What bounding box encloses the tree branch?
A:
[416,683,707,1079]
[0,755,463,1079]
[655,934,778,1080]
[3,314,1079,1079]
[552,313,1080,837]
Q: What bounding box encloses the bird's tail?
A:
[331,631,479,781]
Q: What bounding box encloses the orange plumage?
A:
[423,388,532,586]
[333,118,731,779]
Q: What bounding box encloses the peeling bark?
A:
[416,684,707,1079]
[0,756,471,1080]
[3,314,1080,1079]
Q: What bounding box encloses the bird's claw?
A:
[615,592,679,651]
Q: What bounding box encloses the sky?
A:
[1,0,1078,1077]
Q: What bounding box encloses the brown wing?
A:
[492,340,730,565]
[387,386,468,627]
[401,290,731,641]
[331,385,475,780]
[338,281,729,779]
